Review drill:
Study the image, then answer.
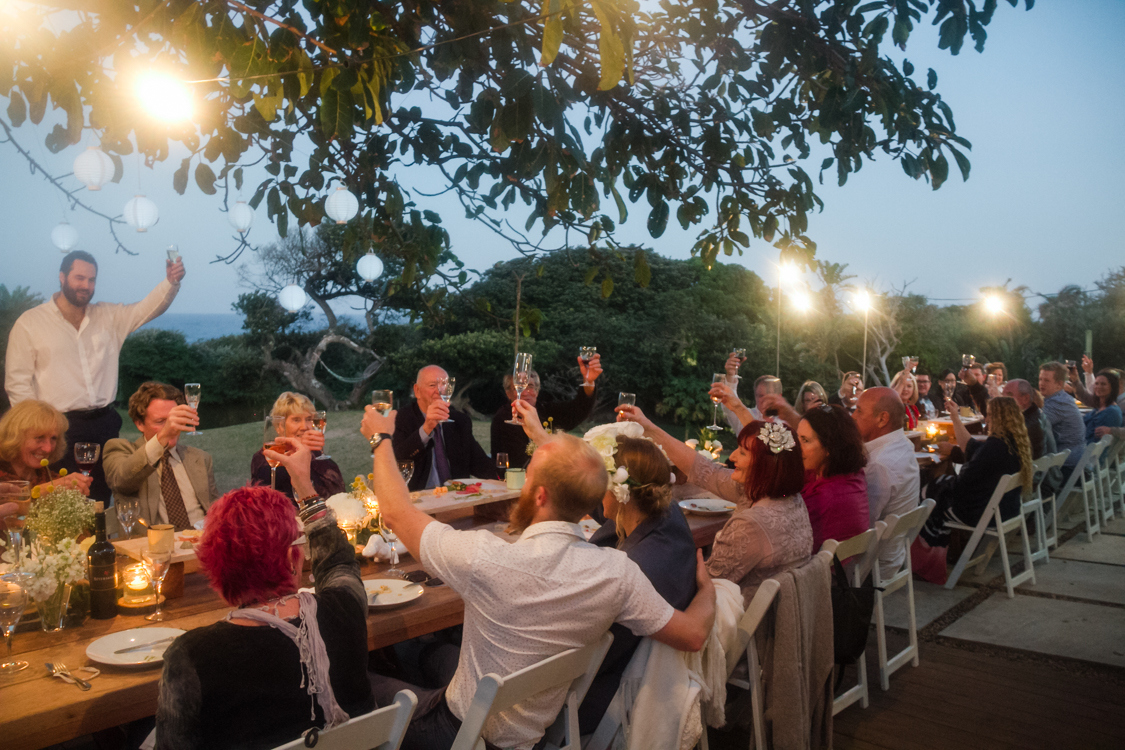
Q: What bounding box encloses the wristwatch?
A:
[367,432,392,451]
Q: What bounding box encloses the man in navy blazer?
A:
[392,365,497,491]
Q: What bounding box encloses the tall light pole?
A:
[854,290,871,386]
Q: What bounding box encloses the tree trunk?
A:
[261,332,382,410]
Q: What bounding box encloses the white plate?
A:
[363,578,424,609]
[679,498,736,516]
[86,627,186,667]
[579,518,601,540]
[914,452,938,462]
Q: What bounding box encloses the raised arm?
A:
[362,407,435,559]
[944,398,971,452]
[614,404,699,477]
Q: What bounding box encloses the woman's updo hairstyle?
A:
[612,435,673,518]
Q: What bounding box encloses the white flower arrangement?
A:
[24,488,94,547]
[583,421,645,472]
[325,492,368,525]
[20,538,87,603]
[757,422,796,454]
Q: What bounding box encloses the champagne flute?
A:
[398,460,414,485]
[372,390,393,416]
[74,442,100,476]
[439,377,456,423]
[708,374,726,431]
[0,582,29,673]
[166,244,181,262]
[183,383,202,435]
[579,346,596,386]
[116,497,139,539]
[313,410,331,461]
[506,353,533,425]
[142,548,173,622]
[262,416,292,490]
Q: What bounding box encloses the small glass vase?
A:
[38,583,73,633]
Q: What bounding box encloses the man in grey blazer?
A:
[104,382,218,530]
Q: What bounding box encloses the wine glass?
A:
[708,374,726,431]
[1,511,31,586]
[579,346,597,386]
[116,497,139,539]
[0,582,29,673]
[618,392,636,408]
[731,347,747,363]
[142,548,173,622]
[378,516,406,579]
[166,244,181,262]
[313,410,331,461]
[74,443,100,476]
[183,383,202,435]
[506,353,533,425]
[439,377,456,423]
[372,390,393,416]
[397,460,414,485]
[262,416,291,490]
[961,354,975,369]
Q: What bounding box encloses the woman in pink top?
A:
[797,404,870,552]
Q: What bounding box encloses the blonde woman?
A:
[919,396,1033,547]
[890,370,922,429]
[0,400,91,497]
[250,392,344,503]
[794,380,828,415]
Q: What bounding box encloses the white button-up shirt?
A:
[143,437,206,527]
[420,520,674,750]
[864,429,921,578]
[5,279,179,411]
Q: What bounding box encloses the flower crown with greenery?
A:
[757,422,796,454]
[582,422,668,504]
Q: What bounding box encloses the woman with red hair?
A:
[616,405,812,604]
[155,437,373,749]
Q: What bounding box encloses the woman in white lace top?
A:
[615,405,813,603]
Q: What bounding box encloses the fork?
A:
[46,662,91,690]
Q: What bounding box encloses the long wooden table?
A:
[2,507,730,750]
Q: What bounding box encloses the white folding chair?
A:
[718,578,782,750]
[944,473,1034,598]
[1056,440,1106,540]
[449,632,612,750]
[1092,435,1116,525]
[1030,450,1070,557]
[1106,436,1125,518]
[872,500,935,691]
[830,527,881,716]
[272,689,417,750]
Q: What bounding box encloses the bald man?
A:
[854,387,921,578]
[391,364,497,491]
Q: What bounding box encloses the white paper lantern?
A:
[73,147,115,191]
[228,201,253,233]
[51,222,79,252]
[123,195,159,232]
[356,252,384,282]
[324,186,358,224]
[278,284,307,312]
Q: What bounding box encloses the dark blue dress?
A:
[578,502,698,734]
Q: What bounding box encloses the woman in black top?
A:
[920,396,1034,547]
[157,437,373,749]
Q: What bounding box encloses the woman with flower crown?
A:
[616,405,812,605]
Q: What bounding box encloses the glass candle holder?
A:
[121,563,154,606]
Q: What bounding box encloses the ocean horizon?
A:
[139,312,366,342]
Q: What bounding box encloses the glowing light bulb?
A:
[779,262,799,287]
[984,295,1004,314]
[137,72,192,122]
[854,290,871,312]
[791,291,812,312]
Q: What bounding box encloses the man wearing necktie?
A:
[104,382,218,530]
[392,365,498,492]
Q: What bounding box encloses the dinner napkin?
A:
[361,535,399,564]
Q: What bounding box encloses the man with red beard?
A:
[362,401,716,750]
[5,250,183,502]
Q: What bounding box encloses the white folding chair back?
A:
[1030,450,1070,558]
[830,527,881,716]
[944,472,1034,598]
[872,500,935,691]
[1106,437,1125,517]
[720,578,782,750]
[271,689,417,750]
[449,632,613,750]
[1056,440,1105,540]
[1093,435,1116,525]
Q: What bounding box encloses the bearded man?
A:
[5,250,183,501]
[362,401,716,750]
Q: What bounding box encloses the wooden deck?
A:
[709,629,1125,750]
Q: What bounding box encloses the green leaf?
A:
[590,0,626,90]
[611,186,628,223]
[583,266,599,286]
[927,68,938,90]
[647,200,669,237]
[172,157,191,195]
[195,163,217,195]
[6,93,25,127]
[633,249,652,288]
[540,0,565,65]
[948,145,971,181]
[601,274,614,298]
[319,87,354,141]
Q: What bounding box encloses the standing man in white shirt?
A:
[103,382,217,530]
[4,250,184,502]
[365,400,715,750]
[853,387,921,579]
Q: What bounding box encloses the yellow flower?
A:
[31,486,41,499]
[58,468,68,477]
[40,458,49,467]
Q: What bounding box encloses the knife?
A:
[114,636,177,654]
